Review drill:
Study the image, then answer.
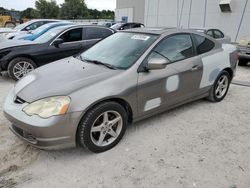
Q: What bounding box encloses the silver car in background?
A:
[193,28,231,44]
[0,19,60,40]
[4,28,238,153]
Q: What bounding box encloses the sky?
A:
[0,0,116,11]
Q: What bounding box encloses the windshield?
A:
[32,24,50,34]
[81,32,158,69]
[14,21,32,30]
[34,27,63,43]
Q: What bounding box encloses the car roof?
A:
[121,27,177,35]
[43,22,73,27]
[121,27,216,37]
[48,24,115,32]
[29,19,61,23]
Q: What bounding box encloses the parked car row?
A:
[0,19,147,80]
[0,22,116,80]
[2,24,238,152]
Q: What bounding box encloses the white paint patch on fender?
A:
[144,98,161,112]
[200,44,236,88]
[166,75,180,92]
[15,74,36,94]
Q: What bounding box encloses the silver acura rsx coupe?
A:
[4,28,238,153]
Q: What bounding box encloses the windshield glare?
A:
[81,32,158,69]
[32,24,49,34]
[34,27,63,43]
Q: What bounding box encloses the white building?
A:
[116,0,250,41]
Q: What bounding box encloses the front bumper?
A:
[238,46,250,60]
[3,88,82,150]
[238,53,250,60]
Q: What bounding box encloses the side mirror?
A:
[53,38,64,47]
[146,58,169,70]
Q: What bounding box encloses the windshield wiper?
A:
[83,58,117,70]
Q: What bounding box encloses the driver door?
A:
[37,27,84,65]
[137,34,203,117]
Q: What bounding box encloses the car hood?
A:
[0,39,38,50]
[14,57,122,103]
[0,28,16,34]
[14,33,33,40]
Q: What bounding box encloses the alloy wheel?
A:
[13,61,34,80]
[90,111,123,147]
[215,75,229,99]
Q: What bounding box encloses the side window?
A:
[206,30,214,38]
[193,34,215,55]
[60,28,83,43]
[102,29,113,38]
[151,34,194,62]
[122,24,131,30]
[133,24,141,28]
[214,30,224,39]
[85,27,103,40]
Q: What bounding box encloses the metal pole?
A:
[188,0,193,28]
[235,0,249,41]
[203,0,207,27]
[157,0,160,26]
[179,0,185,28]
[177,0,179,27]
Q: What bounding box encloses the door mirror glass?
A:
[53,38,64,47]
[146,57,168,70]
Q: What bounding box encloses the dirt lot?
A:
[0,66,250,188]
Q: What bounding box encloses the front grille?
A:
[23,132,37,143]
[14,96,26,104]
[12,125,37,144]
[12,125,23,137]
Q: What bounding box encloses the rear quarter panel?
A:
[200,43,237,89]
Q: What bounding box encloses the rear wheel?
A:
[8,57,37,81]
[77,102,128,153]
[238,59,248,66]
[207,71,230,102]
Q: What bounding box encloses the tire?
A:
[238,59,248,66]
[8,57,37,81]
[77,101,128,153]
[207,70,231,102]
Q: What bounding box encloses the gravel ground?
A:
[0,66,250,188]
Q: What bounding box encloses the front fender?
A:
[68,71,138,119]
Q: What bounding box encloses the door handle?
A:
[191,65,199,71]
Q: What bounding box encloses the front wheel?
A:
[207,71,231,102]
[8,57,37,81]
[77,102,128,153]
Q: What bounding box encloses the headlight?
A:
[23,96,71,119]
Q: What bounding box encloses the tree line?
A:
[0,0,114,20]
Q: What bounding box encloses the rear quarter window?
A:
[85,27,104,40]
[193,34,215,55]
[102,29,114,38]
